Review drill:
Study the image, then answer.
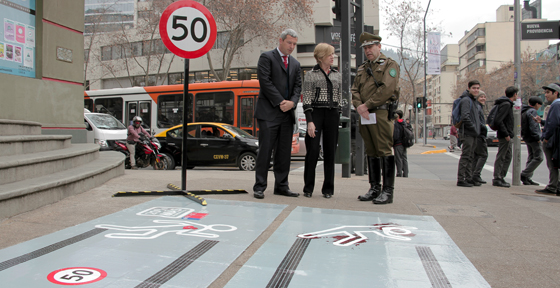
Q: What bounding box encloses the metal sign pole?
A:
[181,59,190,190]
[512,0,521,186]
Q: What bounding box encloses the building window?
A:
[168,72,184,84]
[467,28,485,46]
[214,31,244,49]
[133,75,156,86]
[239,68,257,80]
[101,46,112,61]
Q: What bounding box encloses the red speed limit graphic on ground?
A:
[159,0,217,59]
[47,267,107,285]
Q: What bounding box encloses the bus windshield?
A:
[86,113,126,130]
[223,125,255,139]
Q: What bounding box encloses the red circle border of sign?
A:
[159,0,217,59]
[47,267,107,285]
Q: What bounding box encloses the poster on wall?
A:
[0,0,36,78]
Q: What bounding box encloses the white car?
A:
[84,109,128,150]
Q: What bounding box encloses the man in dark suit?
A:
[253,29,302,199]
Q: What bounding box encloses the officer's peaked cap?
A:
[359,32,382,47]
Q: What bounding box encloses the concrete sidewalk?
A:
[1,146,559,288]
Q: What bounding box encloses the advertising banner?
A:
[0,0,36,78]
[427,32,441,75]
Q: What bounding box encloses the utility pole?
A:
[422,0,431,145]
[341,0,351,177]
[354,0,365,176]
[512,0,522,186]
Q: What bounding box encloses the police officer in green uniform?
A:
[352,32,400,205]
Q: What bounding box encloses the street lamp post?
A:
[423,0,431,145]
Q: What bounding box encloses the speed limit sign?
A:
[159,0,217,59]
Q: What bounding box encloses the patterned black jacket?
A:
[302,64,342,122]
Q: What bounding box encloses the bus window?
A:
[94,97,123,121]
[84,99,93,112]
[157,93,193,128]
[126,100,151,129]
[139,101,151,129]
[195,92,234,124]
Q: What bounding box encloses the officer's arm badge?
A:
[389,68,397,78]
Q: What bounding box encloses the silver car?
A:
[486,125,499,147]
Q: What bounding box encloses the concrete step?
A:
[0,151,125,219]
[0,144,101,186]
[0,119,42,136]
[0,135,72,157]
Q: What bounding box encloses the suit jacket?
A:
[255,49,302,123]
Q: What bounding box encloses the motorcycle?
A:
[114,133,171,170]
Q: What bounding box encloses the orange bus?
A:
[84,80,300,154]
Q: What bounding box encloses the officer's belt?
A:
[368,104,388,112]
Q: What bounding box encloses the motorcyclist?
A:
[127,116,149,169]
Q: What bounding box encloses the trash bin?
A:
[335,116,351,164]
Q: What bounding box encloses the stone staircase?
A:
[0,119,125,219]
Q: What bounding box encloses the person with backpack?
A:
[472,91,489,185]
[535,83,560,196]
[491,86,518,188]
[520,96,544,186]
[393,110,409,177]
[456,80,482,187]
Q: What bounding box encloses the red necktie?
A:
[282,55,288,69]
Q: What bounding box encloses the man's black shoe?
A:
[323,194,332,199]
[493,179,510,188]
[253,191,264,199]
[527,179,540,186]
[472,176,487,184]
[535,188,556,195]
[468,180,481,186]
[457,181,473,187]
[520,175,532,185]
[303,192,312,198]
[274,189,300,197]
[492,179,510,188]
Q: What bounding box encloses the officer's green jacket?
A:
[351,53,400,110]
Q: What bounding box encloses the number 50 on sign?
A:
[159,0,217,59]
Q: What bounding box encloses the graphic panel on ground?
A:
[225,207,490,288]
[0,197,286,288]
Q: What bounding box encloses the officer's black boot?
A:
[358,157,382,201]
[374,155,395,204]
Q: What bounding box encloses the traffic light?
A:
[332,0,341,21]
[422,97,428,109]
[416,97,422,109]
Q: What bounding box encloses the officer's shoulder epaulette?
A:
[386,57,398,65]
[357,61,367,72]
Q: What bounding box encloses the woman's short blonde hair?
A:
[314,43,335,63]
